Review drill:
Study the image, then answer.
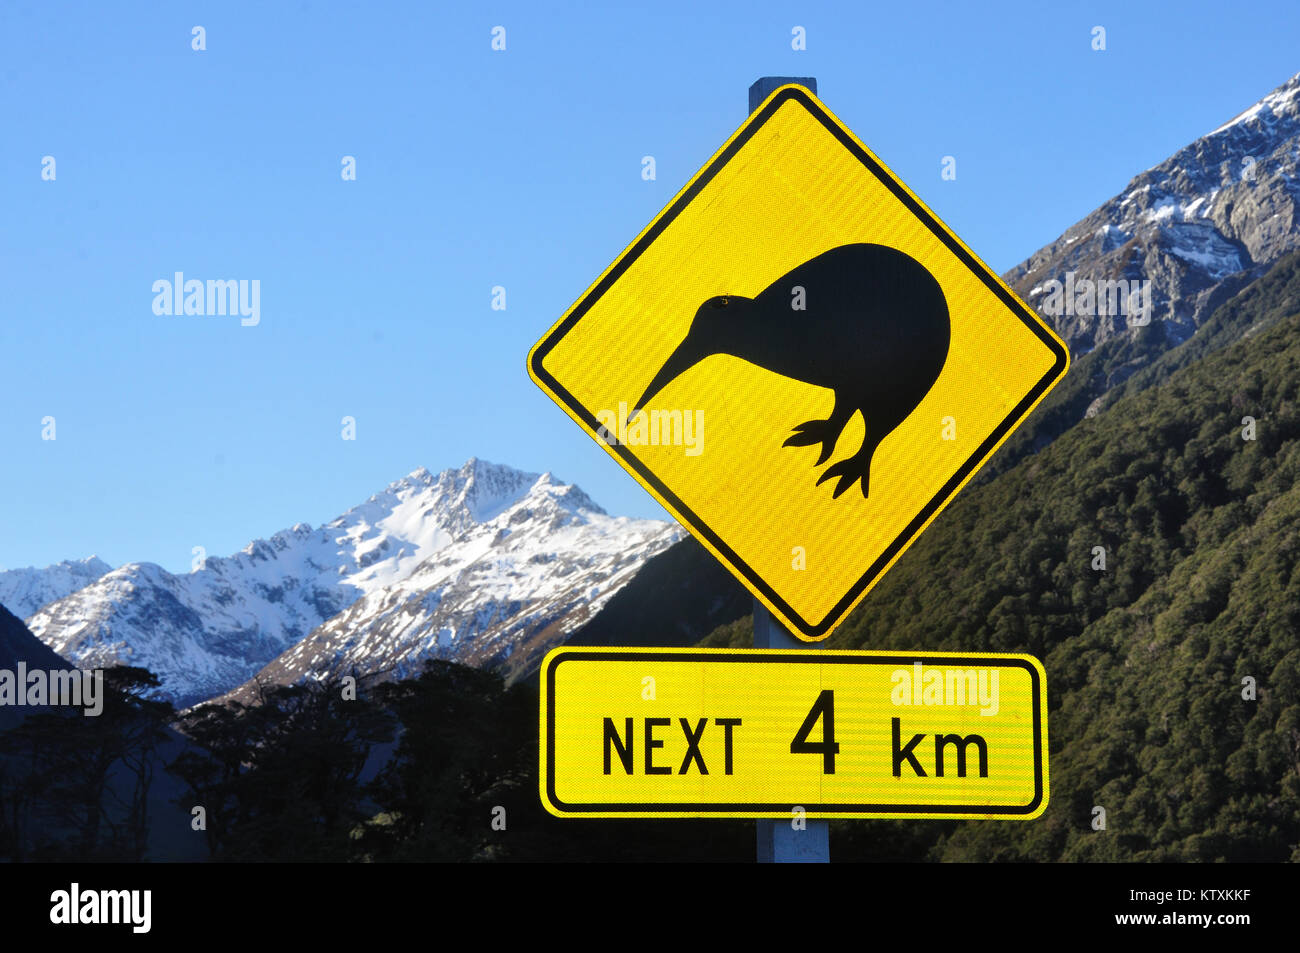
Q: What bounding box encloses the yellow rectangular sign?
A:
[541,647,1047,819]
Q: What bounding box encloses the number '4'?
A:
[790,689,839,774]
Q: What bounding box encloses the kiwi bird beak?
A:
[629,339,702,423]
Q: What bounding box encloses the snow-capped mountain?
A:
[0,556,113,621]
[26,460,679,707]
[220,466,682,704]
[1006,72,1300,353]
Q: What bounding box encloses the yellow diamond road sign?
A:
[528,85,1069,640]
[541,647,1048,819]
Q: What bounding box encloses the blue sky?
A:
[2,0,1297,573]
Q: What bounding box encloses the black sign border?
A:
[544,649,1045,816]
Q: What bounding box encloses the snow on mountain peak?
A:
[1208,71,1300,138]
[0,556,114,621]
[437,457,541,523]
[527,473,607,517]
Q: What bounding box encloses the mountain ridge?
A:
[217,465,681,705]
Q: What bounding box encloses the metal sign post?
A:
[754,600,830,862]
[749,75,828,864]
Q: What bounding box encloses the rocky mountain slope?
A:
[1006,71,1300,358]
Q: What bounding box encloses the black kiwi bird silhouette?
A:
[630,243,951,499]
